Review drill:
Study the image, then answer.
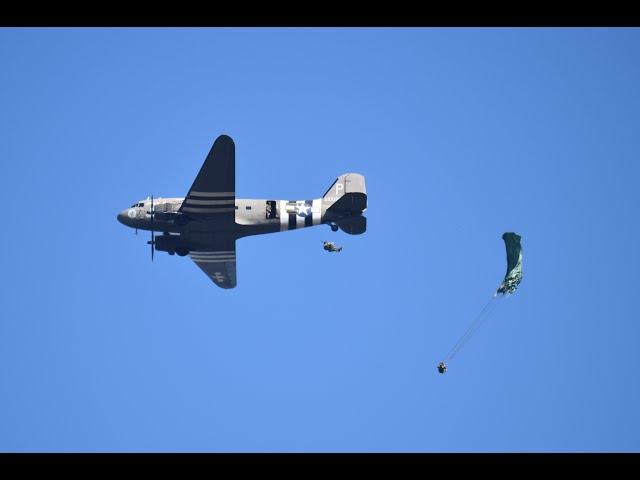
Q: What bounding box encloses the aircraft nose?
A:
[117,210,130,226]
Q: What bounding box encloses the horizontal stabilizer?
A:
[335,215,366,235]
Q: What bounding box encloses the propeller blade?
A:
[150,195,155,262]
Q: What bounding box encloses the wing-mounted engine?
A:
[154,233,190,256]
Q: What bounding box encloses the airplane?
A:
[117,135,367,289]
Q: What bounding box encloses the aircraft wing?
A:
[188,237,237,289]
[179,135,235,226]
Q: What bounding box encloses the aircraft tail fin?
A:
[322,173,367,215]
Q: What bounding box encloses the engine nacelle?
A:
[154,234,188,253]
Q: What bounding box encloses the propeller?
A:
[146,195,155,262]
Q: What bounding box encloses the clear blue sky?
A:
[1,28,639,452]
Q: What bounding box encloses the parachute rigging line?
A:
[446,294,502,361]
[444,295,494,360]
[439,232,524,370]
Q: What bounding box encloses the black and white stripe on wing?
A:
[189,250,236,262]
[181,191,236,214]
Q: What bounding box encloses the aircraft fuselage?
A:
[117,196,346,239]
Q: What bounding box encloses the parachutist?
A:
[323,241,342,252]
[437,361,447,374]
[441,232,524,365]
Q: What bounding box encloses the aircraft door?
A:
[266,200,279,219]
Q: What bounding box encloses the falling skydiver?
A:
[323,241,342,252]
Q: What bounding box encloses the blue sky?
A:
[1,28,639,452]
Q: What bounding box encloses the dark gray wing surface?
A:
[179,135,235,226]
[189,237,237,289]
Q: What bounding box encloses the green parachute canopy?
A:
[440,232,524,370]
[440,232,524,371]
[497,232,523,295]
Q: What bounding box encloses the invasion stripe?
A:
[192,259,235,263]
[185,199,235,206]
[305,200,313,227]
[183,203,234,209]
[190,251,235,255]
[191,256,236,262]
[280,200,288,231]
[296,208,305,229]
[189,191,235,197]
[182,207,235,213]
[191,251,234,255]
[288,212,296,230]
[312,198,322,226]
[188,196,234,202]
[191,257,235,262]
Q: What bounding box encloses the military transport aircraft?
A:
[117,135,367,289]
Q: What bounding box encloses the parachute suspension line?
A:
[447,295,502,361]
[445,293,503,362]
[444,295,495,360]
[455,296,501,358]
[439,233,522,372]
[447,297,498,361]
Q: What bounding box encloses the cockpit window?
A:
[130,202,145,208]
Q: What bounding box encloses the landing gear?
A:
[330,223,339,232]
[175,247,189,257]
[168,250,175,256]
